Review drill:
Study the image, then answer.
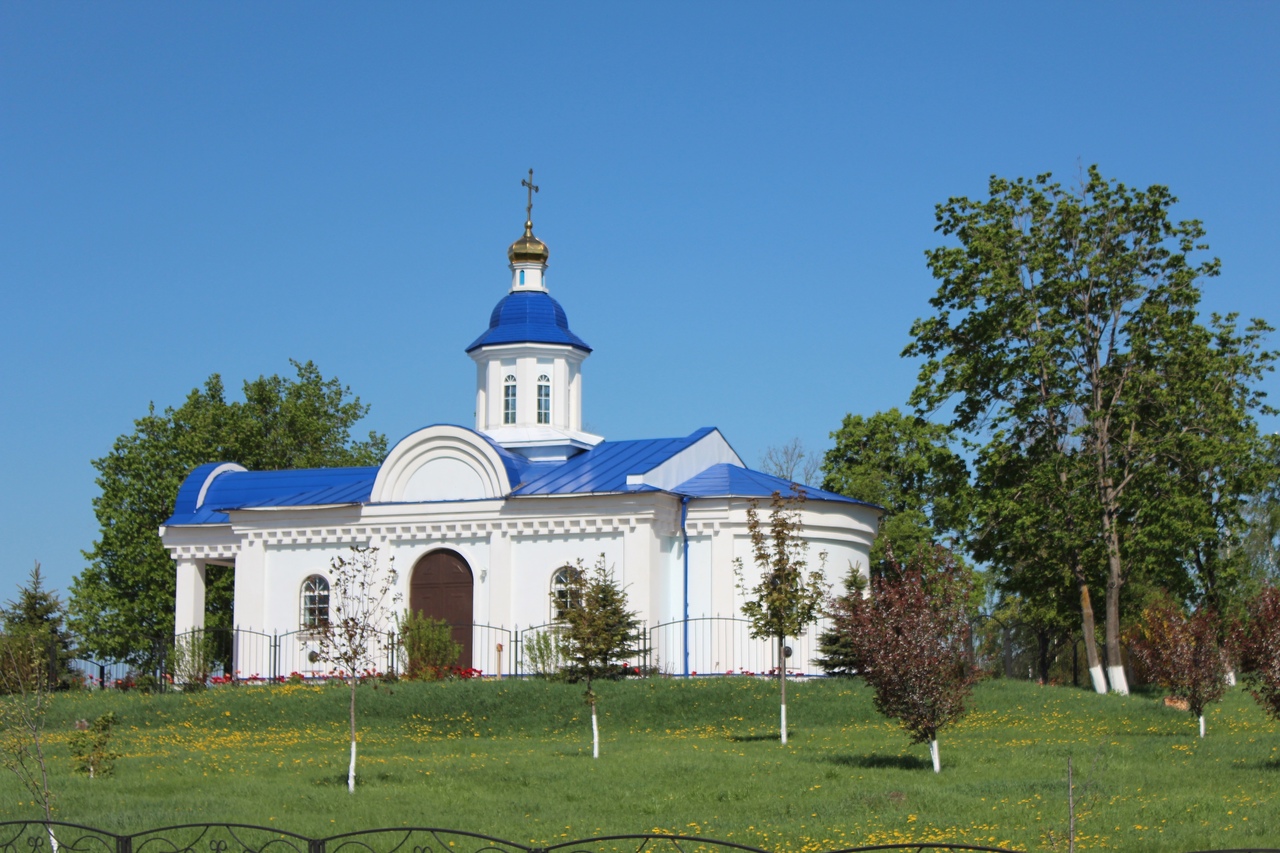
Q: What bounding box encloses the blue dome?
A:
[465,291,592,353]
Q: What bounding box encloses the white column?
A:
[488,529,513,631]
[174,557,207,636]
[233,541,266,631]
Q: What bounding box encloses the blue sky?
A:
[2,2,1278,599]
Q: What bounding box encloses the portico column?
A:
[174,557,207,636]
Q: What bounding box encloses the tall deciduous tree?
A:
[559,555,646,759]
[971,436,1111,692]
[735,490,828,745]
[828,545,977,773]
[1128,597,1231,738]
[821,408,970,575]
[70,361,386,665]
[906,166,1274,695]
[314,546,401,793]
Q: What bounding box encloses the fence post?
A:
[309,838,325,853]
[271,632,280,682]
[116,832,132,853]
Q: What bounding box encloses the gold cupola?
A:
[507,220,549,264]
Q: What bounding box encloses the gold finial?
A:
[521,168,539,234]
[508,168,549,264]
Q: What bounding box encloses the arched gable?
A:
[370,425,514,503]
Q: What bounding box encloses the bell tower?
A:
[465,171,602,462]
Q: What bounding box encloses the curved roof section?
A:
[465,291,591,353]
[673,463,883,509]
[166,465,378,525]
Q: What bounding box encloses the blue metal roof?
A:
[673,463,880,508]
[165,428,872,526]
[512,428,717,496]
[464,291,591,353]
[165,466,378,525]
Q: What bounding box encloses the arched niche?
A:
[370,425,512,503]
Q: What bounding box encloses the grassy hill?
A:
[2,677,1277,851]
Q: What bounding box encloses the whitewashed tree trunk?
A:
[591,702,599,759]
[1226,669,1237,687]
[1199,714,1205,739]
[1089,664,1108,695]
[1107,665,1129,696]
[930,739,940,773]
[778,635,788,745]
[348,678,358,793]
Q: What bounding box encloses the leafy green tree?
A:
[734,490,828,745]
[1239,434,1280,586]
[559,555,646,759]
[906,166,1275,695]
[971,436,1111,692]
[2,563,75,690]
[821,408,970,575]
[827,544,977,772]
[70,360,386,665]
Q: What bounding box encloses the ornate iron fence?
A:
[4,822,1278,853]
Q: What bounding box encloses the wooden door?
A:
[409,550,474,669]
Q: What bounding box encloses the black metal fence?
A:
[68,617,833,690]
[68,617,1132,692]
[3,821,1277,853]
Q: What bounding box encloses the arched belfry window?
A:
[301,575,330,629]
[551,565,582,622]
[503,374,517,425]
[537,374,551,425]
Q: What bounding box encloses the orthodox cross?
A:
[522,168,539,223]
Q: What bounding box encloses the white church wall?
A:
[507,532,625,629]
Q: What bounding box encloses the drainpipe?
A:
[681,495,690,677]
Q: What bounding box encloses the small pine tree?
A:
[560,555,646,758]
[815,563,866,676]
[2,563,75,691]
[1128,597,1230,738]
[828,544,976,772]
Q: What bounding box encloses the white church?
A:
[160,185,880,678]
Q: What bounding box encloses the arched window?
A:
[301,575,330,629]
[550,565,582,622]
[503,374,517,424]
[537,374,551,425]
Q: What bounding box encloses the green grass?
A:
[2,677,1277,851]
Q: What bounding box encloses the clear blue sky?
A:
[2,2,1278,600]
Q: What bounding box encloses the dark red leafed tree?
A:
[1127,597,1230,738]
[828,545,976,772]
[1240,585,1280,724]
